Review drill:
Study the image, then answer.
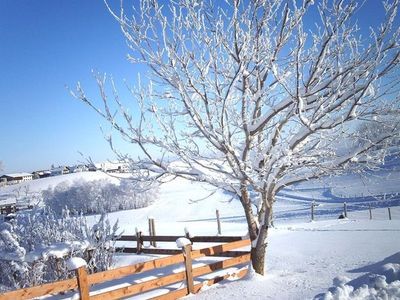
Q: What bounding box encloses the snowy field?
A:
[101,176,400,300]
[1,169,399,299]
[0,171,118,206]
[192,216,400,300]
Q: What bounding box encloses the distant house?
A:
[0,173,33,184]
[50,166,70,176]
[70,165,89,173]
[0,177,7,187]
[95,161,130,173]
[32,170,52,179]
[87,164,98,172]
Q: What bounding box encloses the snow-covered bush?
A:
[0,208,119,291]
[43,179,158,215]
[320,265,400,300]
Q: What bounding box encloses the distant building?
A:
[95,161,130,173]
[32,170,52,179]
[0,173,33,184]
[87,164,98,172]
[70,165,89,173]
[50,166,70,176]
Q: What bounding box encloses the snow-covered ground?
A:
[1,169,399,299]
[93,175,400,300]
[0,171,121,206]
[192,216,400,300]
[0,171,120,195]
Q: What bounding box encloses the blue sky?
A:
[0,0,395,174]
[0,0,141,174]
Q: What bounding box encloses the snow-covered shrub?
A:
[0,208,119,291]
[85,214,118,272]
[320,266,400,300]
[43,179,158,215]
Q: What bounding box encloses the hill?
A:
[1,169,399,298]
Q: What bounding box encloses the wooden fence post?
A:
[182,244,194,295]
[311,202,315,221]
[148,218,153,245]
[136,228,143,254]
[184,227,192,243]
[216,209,222,235]
[151,218,157,247]
[369,204,372,220]
[148,218,157,247]
[343,202,347,218]
[76,266,89,300]
[388,207,392,220]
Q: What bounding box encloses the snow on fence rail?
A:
[0,236,251,300]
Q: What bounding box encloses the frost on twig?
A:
[76,0,400,274]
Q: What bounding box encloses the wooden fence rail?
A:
[116,235,242,243]
[115,234,244,255]
[0,237,250,300]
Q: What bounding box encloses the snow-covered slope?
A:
[92,177,246,236]
[194,216,400,300]
[0,171,119,194]
[0,171,120,206]
[87,174,399,299]
[1,170,400,299]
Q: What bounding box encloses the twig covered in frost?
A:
[74,0,400,274]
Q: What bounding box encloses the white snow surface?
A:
[176,237,191,248]
[66,257,88,271]
[192,218,400,300]
[321,263,400,300]
[97,175,400,300]
[0,171,119,194]
[2,170,400,299]
[0,171,123,206]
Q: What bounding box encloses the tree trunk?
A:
[251,241,267,275]
[239,184,272,275]
[239,184,258,241]
[251,206,272,275]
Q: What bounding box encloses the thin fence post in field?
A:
[388,207,392,220]
[136,227,143,254]
[369,204,372,220]
[184,227,192,243]
[148,217,156,247]
[76,266,90,300]
[151,218,157,247]
[182,244,194,295]
[216,209,222,235]
[148,218,152,245]
[344,202,347,218]
[311,202,315,221]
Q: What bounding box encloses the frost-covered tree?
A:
[73,0,400,274]
[43,179,158,215]
[0,208,119,291]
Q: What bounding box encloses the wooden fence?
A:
[0,204,34,215]
[310,201,396,221]
[116,231,244,255]
[0,236,251,300]
[0,205,16,215]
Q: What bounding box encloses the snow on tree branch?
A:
[74,0,400,274]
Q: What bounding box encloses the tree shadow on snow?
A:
[314,251,400,299]
[345,252,400,289]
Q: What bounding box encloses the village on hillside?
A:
[0,161,131,215]
[1,0,400,298]
[0,161,129,186]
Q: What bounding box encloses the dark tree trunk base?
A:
[251,243,267,275]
